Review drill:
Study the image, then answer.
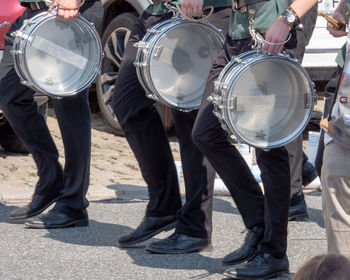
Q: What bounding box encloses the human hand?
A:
[262,16,291,53]
[181,0,204,18]
[54,0,82,19]
[326,11,347,37]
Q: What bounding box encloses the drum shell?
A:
[212,50,316,149]
[135,17,225,111]
[11,12,102,97]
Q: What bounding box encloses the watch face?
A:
[287,13,296,23]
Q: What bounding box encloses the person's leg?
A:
[224,147,291,279]
[112,13,182,246]
[145,6,231,254]
[321,141,350,259]
[0,9,64,221]
[286,137,309,221]
[191,36,289,277]
[146,109,215,253]
[24,0,105,229]
[284,5,318,221]
[192,38,266,264]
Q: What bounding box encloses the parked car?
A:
[0,0,48,153]
[95,0,171,135]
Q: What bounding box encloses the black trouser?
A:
[0,1,103,218]
[112,8,231,238]
[286,4,318,201]
[192,37,290,257]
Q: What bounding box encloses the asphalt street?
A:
[0,187,325,280]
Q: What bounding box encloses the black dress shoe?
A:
[302,161,318,187]
[222,226,264,265]
[146,232,212,254]
[117,215,177,248]
[25,210,88,229]
[289,194,308,221]
[223,253,289,279]
[9,193,60,220]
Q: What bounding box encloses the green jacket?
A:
[229,0,287,39]
[146,0,231,15]
[335,0,350,67]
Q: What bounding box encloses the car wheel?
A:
[96,12,137,136]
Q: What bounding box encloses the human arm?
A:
[262,0,318,53]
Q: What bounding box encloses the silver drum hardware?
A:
[210,50,316,149]
[134,16,224,111]
[11,11,102,97]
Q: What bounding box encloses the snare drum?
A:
[134,16,224,111]
[11,11,102,97]
[210,50,316,149]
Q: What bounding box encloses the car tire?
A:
[0,102,48,154]
[96,12,138,136]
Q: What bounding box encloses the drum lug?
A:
[233,57,246,65]
[208,94,222,105]
[134,41,150,49]
[11,30,34,45]
[313,92,318,105]
[134,61,148,67]
[21,80,34,87]
[152,44,164,60]
[10,49,23,55]
[148,28,160,34]
[146,92,158,101]
[213,110,223,120]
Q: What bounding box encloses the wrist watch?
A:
[281,7,301,27]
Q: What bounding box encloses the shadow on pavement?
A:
[44,219,132,247]
[106,184,149,202]
[213,197,240,215]
[126,247,224,279]
[0,202,17,223]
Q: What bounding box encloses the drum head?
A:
[24,15,101,96]
[227,57,313,148]
[149,23,223,109]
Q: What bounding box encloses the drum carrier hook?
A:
[246,5,291,51]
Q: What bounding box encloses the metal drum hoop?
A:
[211,50,316,149]
[11,11,102,98]
[135,16,225,111]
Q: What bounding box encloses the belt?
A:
[28,2,47,10]
[232,0,269,12]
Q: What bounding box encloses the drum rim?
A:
[215,51,315,149]
[135,16,225,110]
[12,12,102,97]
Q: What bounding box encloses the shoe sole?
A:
[25,219,89,229]
[288,213,309,221]
[223,270,290,280]
[9,197,59,220]
[146,243,213,254]
[117,221,177,248]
